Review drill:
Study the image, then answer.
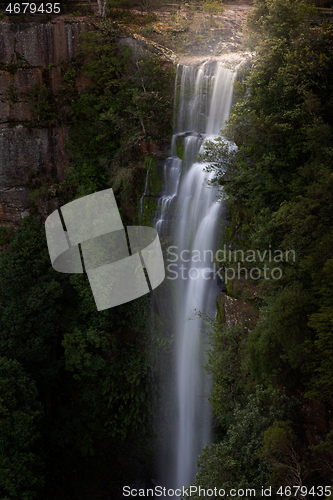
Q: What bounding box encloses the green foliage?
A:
[64,27,174,207]
[204,318,250,430]
[0,218,67,382]
[233,79,246,99]
[28,83,58,127]
[26,23,174,218]
[305,257,333,403]
[309,428,333,480]
[62,284,152,442]
[197,137,237,192]
[248,282,315,388]
[0,357,43,500]
[3,16,175,499]
[200,0,333,488]
[191,388,301,499]
[28,63,78,128]
[259,421,305,488]
[203,0,223,16]
[0,226,16,246]
[202,0,333,390]
[221,2,333,243]
[246,0,315,47]
[0,217,162,496]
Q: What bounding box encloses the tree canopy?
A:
[197,0,333,491]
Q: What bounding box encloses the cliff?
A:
[0,17,176,226]
[0,19,93,225]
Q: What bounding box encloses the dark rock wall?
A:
[0,20,92,225]
[0,19,175,226]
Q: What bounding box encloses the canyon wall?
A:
[0,19,92,225]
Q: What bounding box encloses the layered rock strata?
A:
[0,19,91,225]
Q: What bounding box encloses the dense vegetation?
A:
[28,20,174,215]
[1,0,333,497]
[194,0,333,495]
[0,21,174,499]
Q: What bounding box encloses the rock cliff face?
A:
[0,19,92,225]
[0,19,175,227]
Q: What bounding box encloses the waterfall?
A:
[154,62,235,489]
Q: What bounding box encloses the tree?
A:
[259,421,306,495]
[203,317,250,431]
[190,388,301,500]
[97,0,107,16]
[0,217,158,496]
[0,218,69,386]
[0,357,43,500]
[197,0,333,487]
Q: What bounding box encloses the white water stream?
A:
[154,62,235,489]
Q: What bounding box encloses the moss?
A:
[225,224,233,242]
[27,83,58,128]
[146,156,164,197]
[176,136,184,160]
[225,280,233,295]
[0,62,18,75]
[228,279,241,298]
[176,142,184,160]
[141,196,158,227]
[216,295,224,322]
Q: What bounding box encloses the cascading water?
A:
[154,62,234,488]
